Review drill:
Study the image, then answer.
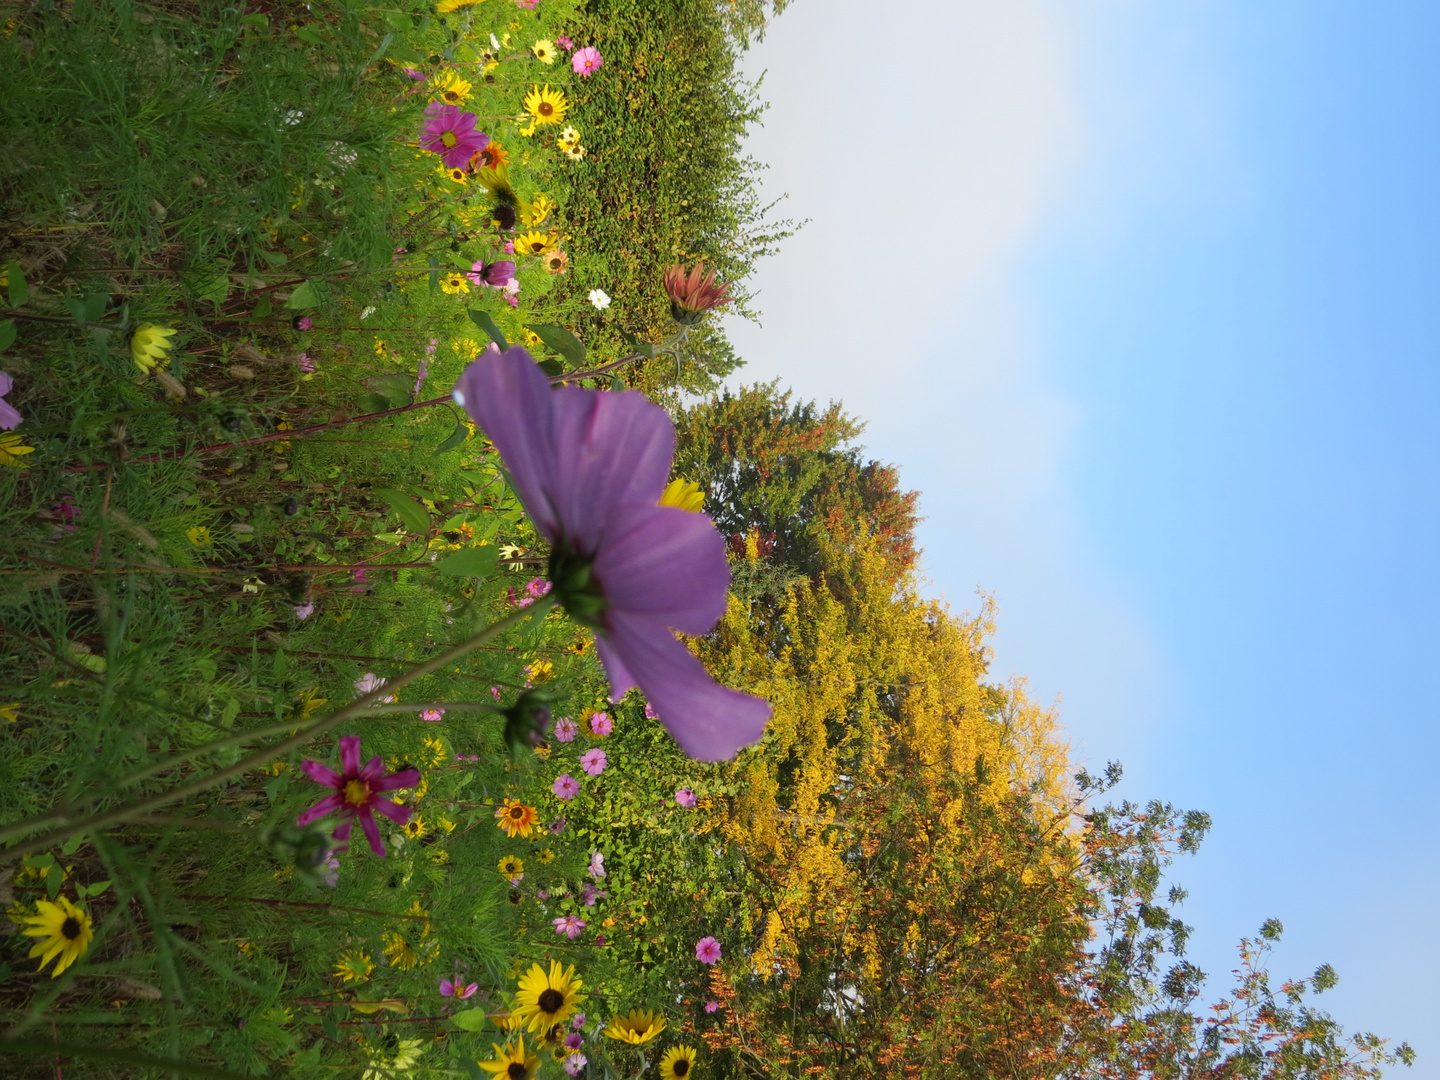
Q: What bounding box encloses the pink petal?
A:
[372,797,412,824]
[300,760,342,788]
[593,505,729,635]
[603,611,770,761]
[339,735,362,776]
[358,754,387,783]
[593,634,638,700]
[296,793,344,826]
[358,809,386,856]
[373,766,421,793]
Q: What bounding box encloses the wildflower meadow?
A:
[0,0,1415,1078]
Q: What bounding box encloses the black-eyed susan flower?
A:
[659,1045,698,1079]
[0,431,35,467]
[603,1009,666,1046]
[513,960,585,1034]
[497,854,525,879]
[541,250,568,275]
[21,896,93,977]
[478,1033,539,1080]
[513,230,556,256]
[531,39,557,65]
[559,142,586,162]
[495,798,539,838]
[402,815,428,840]
[536,847,555,864]
[131,323,178,373]
[440,273,471,295]
[473,140,510,170]
[522,85,568,128]
[433,70,473,105]
[186,525,212,546]
[521,193,556,228]
[335,949,374,983]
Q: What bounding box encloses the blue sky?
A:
[723,0,1437,1067]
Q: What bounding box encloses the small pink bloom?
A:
[695,936,721,964]
[354,672,394,703]
[675,787,697,808]
[421,708,446,723]
[571,46,603,76]
[572,1013,586,1029]
[403,68,425,82]
[294,601,315,620]
[588,711,612,736]
[296,735,419,857]
[440,977,478,999]
[516,0,538,8]
[579,884,606,907]
[594,934,606,947]
[503,240,515,255]
[705,1000,720,1013]
[553,915,587,939]
[587,850,605,879]
[490,686,502,700]
[426,338,439,355]
[295,315,313,331]
[553,717,579,742]
[565,1033,583,1050]
[552,773,581,800]
[295,352,316,373]
[557,36,573,50]
[550,817,568,834]
[503,293,518,308]
[644,701,659,721]
[580,748,607,776]
[419,102,489,169]
[563,1054,587,1078]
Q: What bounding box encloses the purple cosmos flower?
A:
[571,1013,587,1029]
[294,601,315,620]
[571,46,603,76]
[295,352,315,373]
[319,853,341,888]
[553,717,579,742]
[0,372,24,430]
[579,884,607,907]
[557,35,573,50]
[549,817,568,834]
[565,1033,584,1051]
[644,701,659,721]
[675,787,697,808]
[705,1000,720,1014]
[587,850,605,879]
[296,735,419,857]
[563,1054,587,1078]
[403,67,426,82]
[588,711,612,736]
[580,748,607,776]
[468,259,517,289]
[451,348,771,761]
[420,102,489,169]
[414,358,429,395]
[552,773,581,800]
[421,707,446,723]
[440,976,478,999]
[553,915,587,939]
[695,936,722,964]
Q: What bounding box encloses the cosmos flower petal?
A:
[358,754,388,783]
[372,797,412,824]
[605,612,770,760]
[373,766,421,792]
[592,634,638,699]
[296,793,346,826]
[357,809,386,856]
[300,760,342,788]
[593,505,729,635]
[339,735,363,776]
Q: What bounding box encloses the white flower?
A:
[360,306,376,320]
[490,32,501,49]
[587,288,611,311]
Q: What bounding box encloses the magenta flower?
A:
[705,1000,720,1014]
[579,884,606,907]
[553,915,587,939]
[440,976,478,999]
[296,735,420,857]
[580,748,607,776]
[588,711,612,736]
[468,259,517,289]
[644,701,659,721]
[294,315,313,331]
[0,372,23,430]
[557,36,573,50]
[552,773,581,800]
[421,707,446,723]
[295,352,316,373]
[587,849,606,879]
[452,348,771,761]
[565,1033,583,1051]
[572,1013,587,1029]
[675,787,697,808]
[420,102,489,169]
[553,717,579,742]
[403,67,425,82]
[294,601,315,621]
[550,816,568,834]
[695,936,722,965]
[563,1054,587,1078]
[571,46,603,76]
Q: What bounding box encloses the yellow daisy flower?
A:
[512,960,585,1034]
[513,230,557,256]
[604,1009,667,1046]
[294,687,327,721]
[497,854,524,877]
[478,1033,539,1080]
[335,949,374,983]
[402,815,428,840]
[436,0,483,12]
[522,85,568,128]
[434,70,473,105]
[382,930,427,970]
[440,273,471,295]
[559,142,587,162]
[659,1045,699,1079]
[536,847,555,864]
[658,478,705,513]
[495,799,538,838]
[422,735,447,766]
[131,323,178,374]
[443,165,469,185]
[21,896,93,977]
[186,525,212,546]
[0,432,36,467]
[521,193,556,228]
[526,657,555,681]
[531,39,557,65]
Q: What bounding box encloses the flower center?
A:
[61,917,81,940]
[674,1062,689,1077]
[539,102,553,116]
[343,778,372,806]
[538,988,565,1015]
[548,544,607,630]
[507,1064,527,1080]
[441,131,457,148]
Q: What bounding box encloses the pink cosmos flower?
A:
[296,735,420,857]
[644,701,659,721]
[705,1000,720,1013]
[565,1033,583,1050]
[420,102,489,169]
[553,915,587,939]
[319,853,340,888]
[354,672,394,703]
[403,68,425,82]
[452,348,771,761]
[294,601,315,620]
[695,936,722,964]
[579,884,606,907]
[552,773,581,800]
[557,36,573,50]
[587,850,606,879]
[550,817,568,834]
[0,372,23,430]
[588,711,613,736]
[675,787,697,808]
[572,1013,587,1029]
[580,748,607,776]
[421,707,446,722]
[295,352,316,373]
[563,1054,588,1078]
[440,976,478,999]
[553,717,579,742]
[571,46,603,76]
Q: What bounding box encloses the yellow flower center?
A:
[343,778,372,806]
[441,132,457,148]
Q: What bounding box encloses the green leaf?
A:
[619,327,655,359]
[359,392,392,413]
[83,292,108,321]
[0,320,15,350]
[435,546,499,578]
[365,372,415,407]
[371,487,431,535]
[450,1008,488,1032]
[252,294,272,319]
[526,324,587,367]
[537,357,564,377]
[23,854,54,870]
[467,309,508,349]
[257,248,288,267]
[46,863,61,899]
[185,273,230,307]
[5,262,28,308]
[87,880,111,897]
[294,23,323,43]
[61,834,85,856]
[285,280,322,309]
[365,30,394,66]
[462,1058,487,1080]
[433,421,471,455]
[380,9,412,31]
